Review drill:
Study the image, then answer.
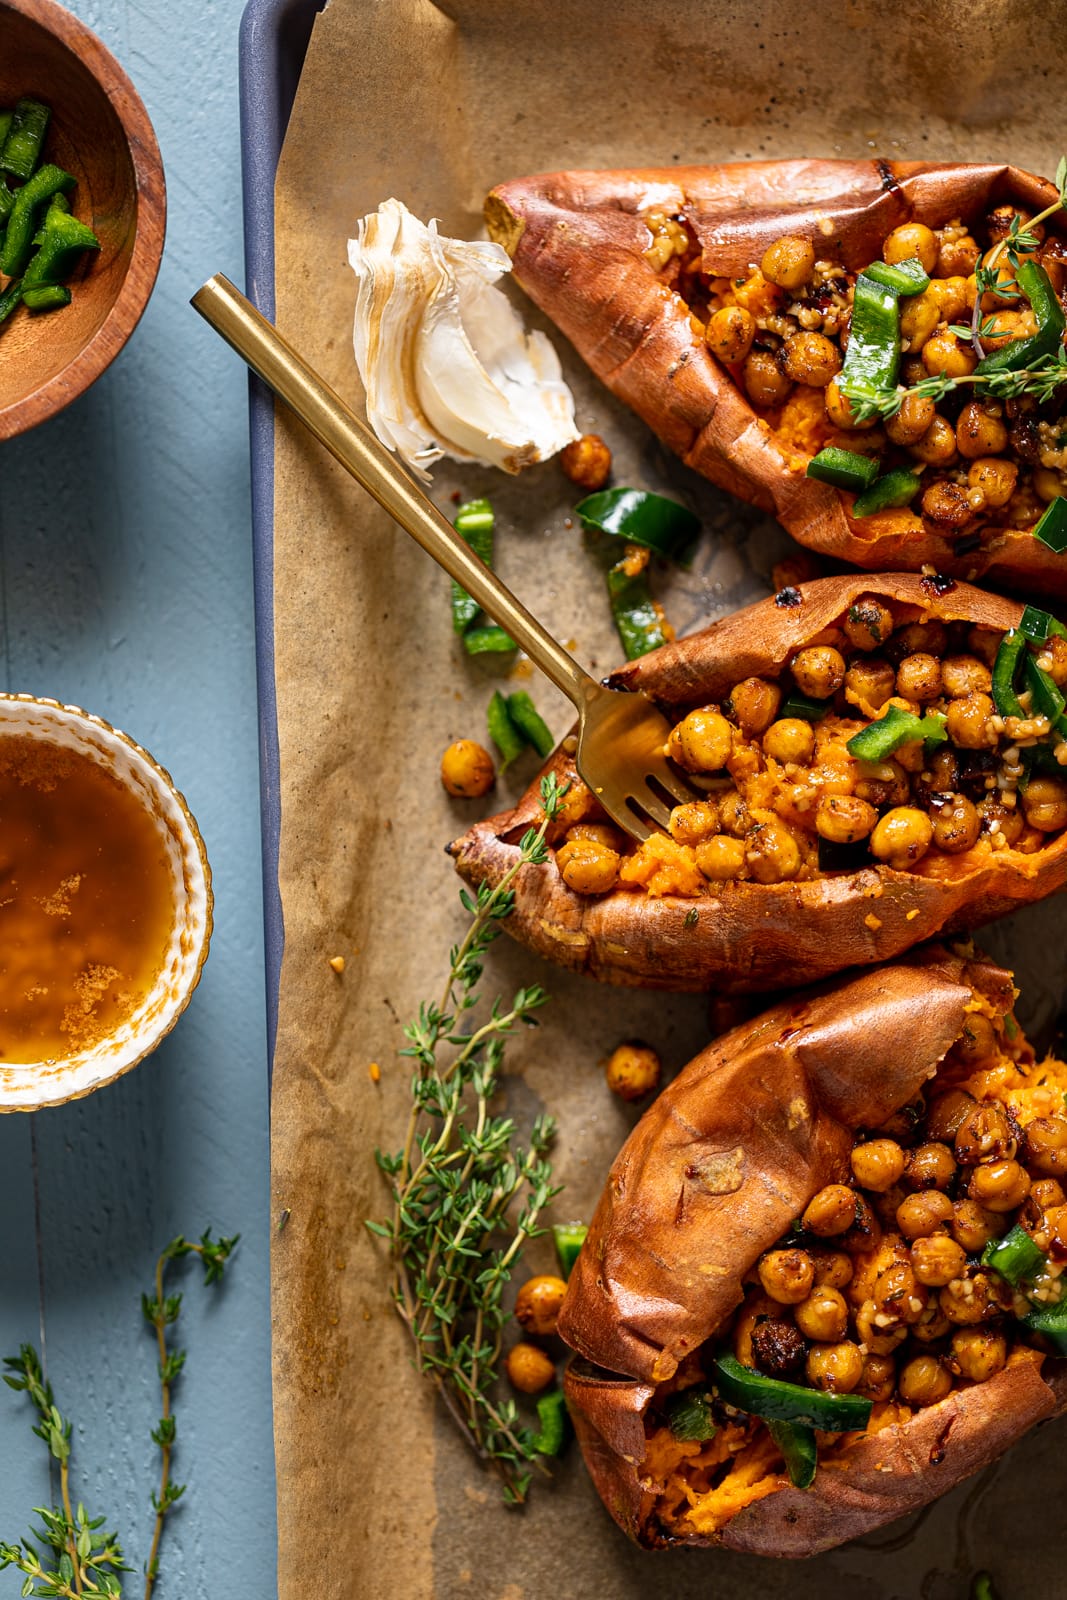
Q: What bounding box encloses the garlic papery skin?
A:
[348,199,578,479]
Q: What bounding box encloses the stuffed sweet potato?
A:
[558,948,1067,1555]
[486,159,1067,594]
[450,573,1067,991]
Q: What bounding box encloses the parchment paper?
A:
[269,5,1067,1596]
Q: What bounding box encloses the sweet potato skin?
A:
[450,574,1067,993]
[556,951,1067,1555]
[486,159,1067,594]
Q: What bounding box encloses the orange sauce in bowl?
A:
[0,735,175,1063]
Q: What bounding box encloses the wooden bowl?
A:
[0,0,166,439]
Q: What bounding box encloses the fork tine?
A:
[625,784,674,833]
[648,762,705,808]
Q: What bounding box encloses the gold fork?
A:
[191,274,703,841]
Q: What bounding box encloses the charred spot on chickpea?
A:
[550,597,1067,899]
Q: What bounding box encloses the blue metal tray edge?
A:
[239,0,325,1078]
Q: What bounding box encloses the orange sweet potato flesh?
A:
[557,950,1067,1555]
[449,573,1067,993]
[485,159,1067,595]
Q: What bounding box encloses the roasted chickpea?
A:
[956,1013,1000,1068]
[937,233,980,277]
[945,692,996,750]
[669,800,720,846]
[850,1138,907,1192]
[909,413,958,465]
[806,1340,865,1393]
[815,794,878,845]
[856,1351,898,1401]
[705,305,756,364]
[870,806,933,869]
[604,1041,661,1102]
[903,1142,957,1192]
[695,834,747,881]
[719,791,750,836]
[761,235,815,290]
[514,1275,568,1338]
[956,400,1009,459]
[910,1234,968,1288]
[728,676,782,736]
[505,1341,555,1394]
[897,1191,955,1241]
[900,287,942,352]
[763,717,815,765]
[916,746,961,803]
[672,708,733,772]
[922,331,976,379]
[1044,1204,1067,1261]
[845,656,897,712]
[1024,1117,1067,1177]
[1034,466,1065,504]
[750,1316,808,1378]
[968,456,1018,509]
[757,1248,815,1305]
[809,1249,854,1289]
[841,598,893,653]
[555,838,620,895]
[886,391,937,447]
[874,1258,927,1324]
[1031,1178,1067,1211]
[440,739,495,798]
[1047,635,1067,688]
[911,1301,952,1343]
[1022,775,1067,833]
[896,653,942,702]
[884,222,939,274]
[941,655,992,697]
[951,1198,1004,1254]
[978,797,1025,847]
[824,378,860,429]
[559,433,612,491]
[969,1159,1031,1213]
[745,814,802,884]
[921,478,977,533]
[840,1192,882,1255]
[795,1285,849,1342]
[853,757,910,809]
[889,621,949,661]
[899,1353,952,1407]
[854,1297,909,1356]
[782,330,841,387]
[939,1270,1005,1326]
[743,348,792,407]
[802,1184,858,1237]
[955,1103,1014,1165]
[931,793,981,854]
[925,1089,977,1144]
[791,646,846,699]
[950,1326,1008,1382]
[968,626,1002,668]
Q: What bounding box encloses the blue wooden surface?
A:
[0,3,275,1595]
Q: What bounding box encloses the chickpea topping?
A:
[939,1270,1005,1326]
[899,1353,952,1407]
[856,1352,897,1401]
[802,1184,857,1237]
[951,1198,1004,1254]
[559,433,612,491]
[669,800,720,846]
[728,677,782,736]
[924,1089,977,1144]
[795,1285,849,1342]
[670,708,734,773]
[874,1259,926,1324]
[809,1249,854,1289]
[1022,775,1067,833]
[884,222,939,275]
[845,656,897,712]
[968,1158,1031,1213]
[922,330,976,379]
[910,1234,968,1288]
[955,1103,1015,1165]
[763,717,815,764]
[937,233,980,278]
[604,1041,661,1102]
[950,1327,1008,1383]
[968,456,1018,508]
[931,793,981,854]
[745,813,802,884]
[921,479,975,532]
[706,305,756,364]
[440,739,495,798]
[956,400,1009,459]
[870,806,933,869]
[758,1248,816,1305]
[555,838,620,895]
[945,691,997,750]
[854,1298,908,1357]
[761,235,816,290]
[790,645,846,699]
[909,413,958,465]
[900,287,942,353]
[743,348,792,407]
[903,1142,957,1192]
[505,1342,555,1394]
[805,1340,865,1393]
[815,793,878,844]
[1024,1117,1067,1177]
[897,1191,955,1241]
[514,1275,568,1338]
[941,655,991,697]
[695,834,747,881]
[955,1011,999,1067]
[1031,1178,1067,1211]
[824,378,860,429]
[896,653,942,703]
[850,1138,906,1192]
[886,391,936,447]
[782,330,841,387]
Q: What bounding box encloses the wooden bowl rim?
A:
[0,0,167,439]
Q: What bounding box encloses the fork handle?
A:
[192,274,596,710]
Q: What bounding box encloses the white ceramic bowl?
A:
[0,695,212,1111]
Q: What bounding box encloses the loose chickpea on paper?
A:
[560,433,612,491]
[605,1041,661,1102]
[440,739,495,798]
[515,1275,568,1339]
[505,1341,556,1394]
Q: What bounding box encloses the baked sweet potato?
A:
[450,573,1067,992]
[486,159,1067,594]
[557,948,1067,1555]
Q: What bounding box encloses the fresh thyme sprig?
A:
[967,156,1067,358]
[141,1231,238,1600]
[0,1346,130,1598]
[368,769,567,1505]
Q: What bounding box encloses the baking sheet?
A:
[267,3,1067,1595]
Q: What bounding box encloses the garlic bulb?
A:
[347,199,578,479]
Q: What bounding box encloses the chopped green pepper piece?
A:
[0,98,51,181]
[0,177,14,224]
[806,446,880,494]
[975,258,1066,376]
[552,1222,588,1279]
[664,1389,717,1443]
[22,207,100,289]
[862,258,931,297]
[767,1418,817,1489]
[1023,651,1067,734]
[506,692,554,759]
[607,564,669,659]
[1020,1295,1067,1356]
[0,112,12,149]
[713,1353,872,1432]
[486,690,525,771]
[779,691,830,722]
[982,1222,1045,1287]
[1032,497,1067,555]
[531,1389,569,1457]
[463,625,516,656]
[576,488,699,562]
[846,704,947,762]
[970,1574,997,1600]
[851,467,922,519]
[0,276,24,330]
[843,273,901,393]
[1019,604,1067,643]
[22,284,71,312]
[452,497,494,632]
[991,629,1026,719]
[0,163,76,277]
